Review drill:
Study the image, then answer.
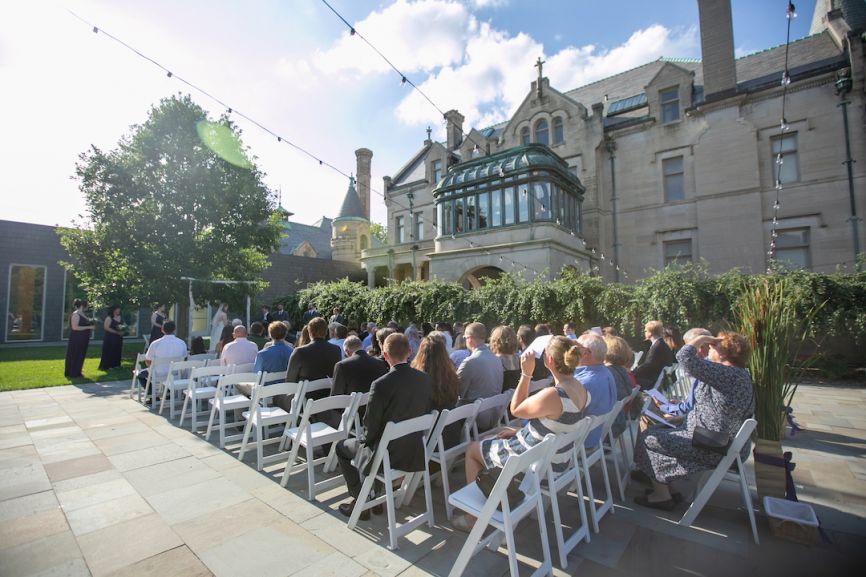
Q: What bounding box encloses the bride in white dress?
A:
[209,303,228,352]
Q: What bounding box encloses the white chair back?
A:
[260,370,287,385]
[187,352,217,362]
[232,362,255,374]
[528,377,553,393]
[473,390,514,437]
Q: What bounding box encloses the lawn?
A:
[0,344,144,391]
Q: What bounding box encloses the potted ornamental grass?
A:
[735,275,821,500]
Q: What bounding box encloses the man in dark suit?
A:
[327,335,388,427]
[283,317,341,410]
[633,320,675,389]
[336,333,433,519]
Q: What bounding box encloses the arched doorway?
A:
[460,266,505,289]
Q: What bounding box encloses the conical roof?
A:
[336,176,366,220]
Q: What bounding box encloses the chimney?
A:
[355,148,373,220]
[697,0,738,99]
[444,109,464,151]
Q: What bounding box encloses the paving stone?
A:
[65,493,154,536]
[0,490,60,523]
[0,461,52,501]
[43,454,114,483]
[108,443,191,472]
[0,506,70,550]
[57,477,138,512]
[77,513,183,577]
[0,530,85,577]
[145,477,252,525]
[172,498,291,553]
[92,431,168,456]
[103,545,212,577]
[123,456,221,498]
[288,551,367,577]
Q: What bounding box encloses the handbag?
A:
[691,386,754,455]
[475,467,524,510]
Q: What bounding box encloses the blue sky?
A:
[0,0,816,229]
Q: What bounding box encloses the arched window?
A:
[520,126,530,145]
[534,119,549,146]
[360,235,368,250]
[552,117,564,145]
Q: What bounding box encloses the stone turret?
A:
[331,174,371,264]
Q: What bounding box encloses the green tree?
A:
[370,222,388,245]
[59,94,282,309]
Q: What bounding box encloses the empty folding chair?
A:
[424,401,480,520]
[205,371,260,448]
[129,353,147,399]
[472,390,514,439]
[447,434,558,577]
[578,412,616,533]
[238,380,304,470]
[141,356,185,410]
[280,393,357,500]
[179,364,233,431]
[679,418,760,544]
[347,412,439,550]
[541,417,593,569]
[158,359,205,418]
[601,398,629,502]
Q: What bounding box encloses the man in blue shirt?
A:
[573,333,617,448]
[254,321,293,374]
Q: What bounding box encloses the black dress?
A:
[149,312,165,343]
[99,317,123,370]
[64,312,92,378]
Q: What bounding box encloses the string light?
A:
[768,1,796,270]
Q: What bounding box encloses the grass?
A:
[0,344,143,391]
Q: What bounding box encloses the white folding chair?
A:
[322,391,370,474]
[232,362,255,374]
[578,412,616,533]
[206,371,260,448]
[188,352,217,362]
[541,417,594,569]
[238,380,304,470]
[129,353,147,399]
[142,356,185,410]
[179,364,233,431]
[601,398,629,502]
[158,359,205,418]
[472,390,514,439]
[280,393,357,500]
[620,387,642,471]
[448,434,558,577]
[679,418,760,544]
[423,401,480,520]
[347,412,439,551]
[631,350,643,370]
[205,357,222,367]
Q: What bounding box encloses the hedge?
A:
[274,264,866,356]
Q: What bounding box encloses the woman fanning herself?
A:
[454,336,590,531]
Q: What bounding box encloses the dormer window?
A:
[432,159,443,183]
[552,117,564,145]
[520,126,530,145]
[534,119,549,146]
[660,87,680,123]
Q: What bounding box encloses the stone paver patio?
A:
[0,380,863,577]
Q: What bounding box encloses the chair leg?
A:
[503,511,520,577]
[581,455,600,533]
[238,419,252,461]
[736,457,760,544]
[384,474,400,550]
[205,402,216,441]
[447,510,490,577]
[256,428,264,471]
[347,470,378,530]
[441,459,455,520]
[190,396,198,432]
[535,494,553,576]
[423,466,435,528]
[547,487,567,569]
[179,395,189,427]
[219,409,226,449]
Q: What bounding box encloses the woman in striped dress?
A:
[454,335,590,531]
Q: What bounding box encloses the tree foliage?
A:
[59,94,281,309]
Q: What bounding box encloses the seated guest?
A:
[328,323,348,358]
[518,324,549,381]
[633,320,675,389]
[412,334,461,448]
[215,325,234,356]
[332,336,388,397]
[286,317,341,390]
[295,324,311,348]
[602,326,618,337]
[633,332,753,510]
[248,321,268,350]
[369,327,395,359]
[457,322,504,431]
[254,321,294,374]
[644,328,712,429]
[455,336,590,531]
[534,323,552,337]
[435,322,453,352]
[137,321,188,394]
[190,336,207,356]
[573,333,617,448]
[490,325,521,391]
[336,333,433,519]
[421,322,434,337]
[664,326,683,355]
[603,335,638,437]
[404,323,421,359]
[361,322,377,349]
[449,333,471,368]
[220,325,258,368]
[563,322,578,340]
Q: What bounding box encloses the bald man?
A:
[220,325,258,367]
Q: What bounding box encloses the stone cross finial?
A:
[426,126,432,141]
[535,57,545,96]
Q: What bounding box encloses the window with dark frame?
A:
[520,126,530,145]
[552,117,564,145]
[395,215,405,243]
[662,156,685,202]
[774,227,810,270]
[432,159,443,183]
[771,132,799,184]
[534,119,549,146]
[663,239,692,267]
[660,87,680,123]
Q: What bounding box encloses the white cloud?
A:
[468,0,509,8]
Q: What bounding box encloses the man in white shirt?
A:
[138,321,188,393]
[220,325,259,367]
